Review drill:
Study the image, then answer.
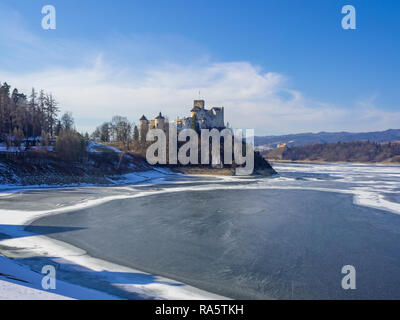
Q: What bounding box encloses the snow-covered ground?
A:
[0,141,118,153]
[0,138,174,191]
[0,142,53,152]
[87,141,121,153]
[0,255,118,300]
[0,143,22,152]
[0,168,177,192]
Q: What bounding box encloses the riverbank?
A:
[263,140,400,164]
[0,147,276,189]
[171,166,235,175]
[0,149,157,187]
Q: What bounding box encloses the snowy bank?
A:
[0,255,118,300]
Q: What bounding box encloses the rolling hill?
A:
[255,129,400,148]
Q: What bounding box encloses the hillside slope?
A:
[0,151,154,187]
[255,129,400,148]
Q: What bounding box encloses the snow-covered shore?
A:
[0,255,118,300]
[0,167,175,192]
[0,141,160,188]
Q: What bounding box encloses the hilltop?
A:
[255,129,400,149]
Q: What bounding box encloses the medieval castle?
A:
[139,100,225,140]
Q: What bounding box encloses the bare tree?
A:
[61,112,74,131]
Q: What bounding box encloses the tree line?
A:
[0,82,88,161]
[91,116,140,150]
[0,82,61,144]
[265,141,400,163]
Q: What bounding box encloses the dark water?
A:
[29,187,400,299]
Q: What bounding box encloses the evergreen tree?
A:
[133,125,139,141]
[44,93,59,136]
[190,113,199,133]
[55,120,62,136]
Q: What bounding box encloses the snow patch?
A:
[0,255,118,300]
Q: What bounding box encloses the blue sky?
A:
[0,0,399,135]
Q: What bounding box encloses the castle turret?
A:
[193,100,205,109]
[155,112,165,130]
[139,115,149,141]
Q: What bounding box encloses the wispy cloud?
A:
[0,5,399,135]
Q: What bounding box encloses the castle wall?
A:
[204,108,224,128]
[143,100,224,136]
[139,121,149,141]
[192,107,224,129]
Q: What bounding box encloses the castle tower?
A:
[139,115,149,141]
[193,100,205,109]
[155,112,165,130]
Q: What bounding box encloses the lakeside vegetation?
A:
[0,82,145,163]
[0,82,153,186]
[0,82,89,162]
[264,141,400,164]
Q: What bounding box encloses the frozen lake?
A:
[2,162,400,299]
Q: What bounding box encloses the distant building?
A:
[277,143,287,149]
[175,100,225,131]
[139,99,225,141]
[138,115,149,141]
[139,112,167,141]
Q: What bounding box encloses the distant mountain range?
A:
[255,129,400,148]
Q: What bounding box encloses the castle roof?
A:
[155,112,165,119]
[191,106,201,112]
[140,115,147,121]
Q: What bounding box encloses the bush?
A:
[55,129,87,162]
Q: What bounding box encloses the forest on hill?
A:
[0,82,59,140]
[264,141,400,164]
[0,82,143,161]
[0,82,155,186]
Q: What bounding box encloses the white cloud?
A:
[1,5,399,135]
[2,58,400,135]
